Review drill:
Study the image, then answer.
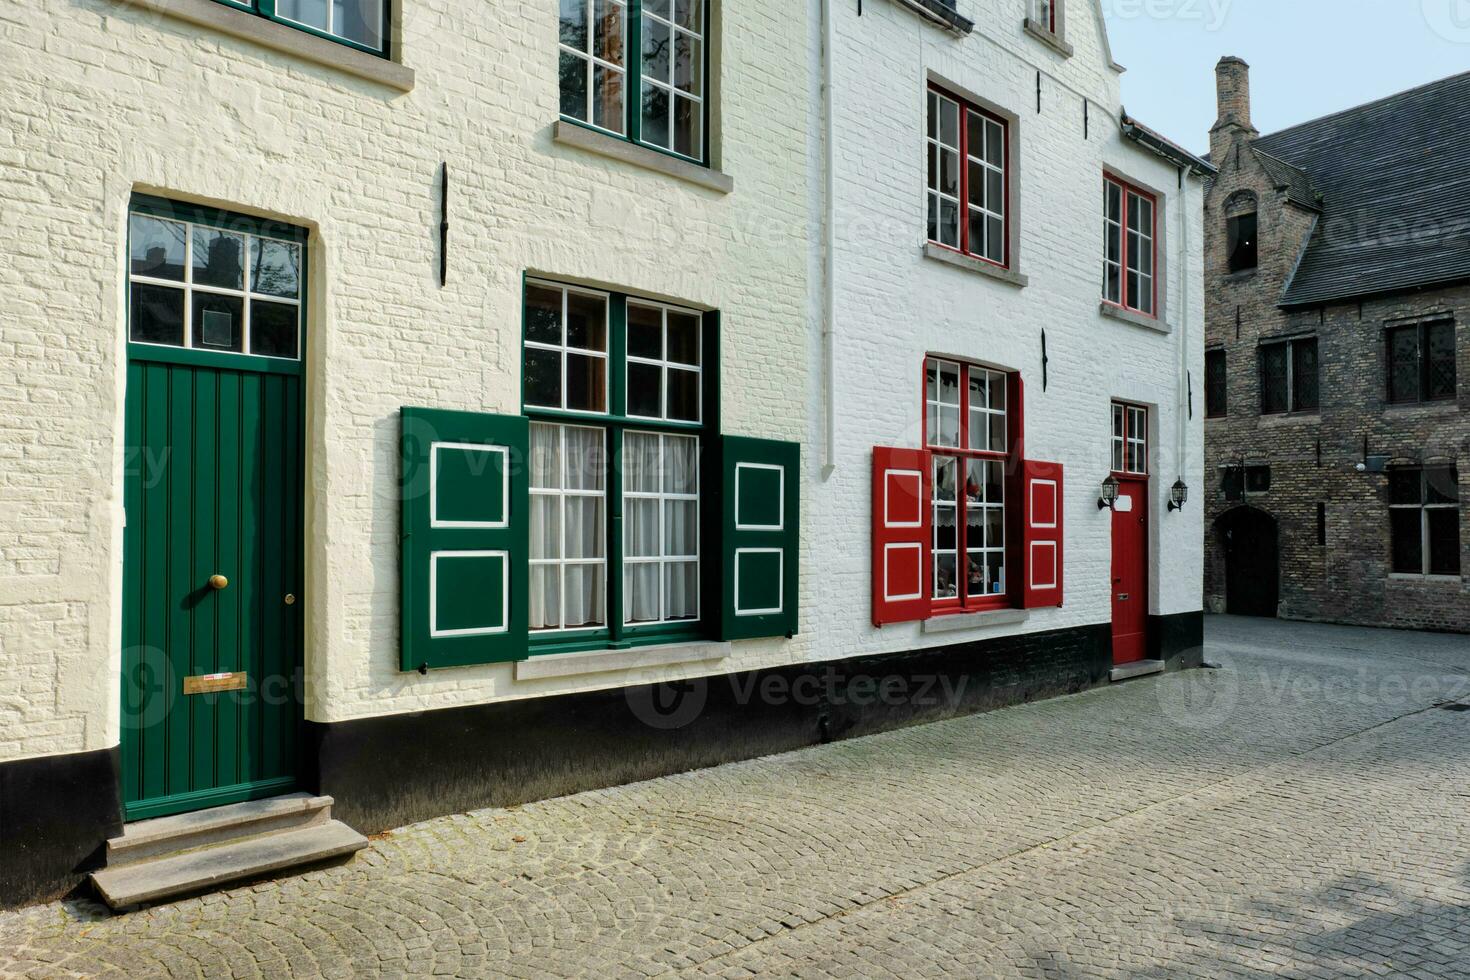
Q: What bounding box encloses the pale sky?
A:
[1103,0,1470,153]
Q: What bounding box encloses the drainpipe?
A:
[821,0,837,475]
[1176,170,1190,485]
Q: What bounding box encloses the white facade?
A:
[806,0,1206,656]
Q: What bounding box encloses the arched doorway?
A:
[1214,506,1279,617]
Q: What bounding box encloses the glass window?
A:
[212,0,387,53]
[1388,321,1457,404]
[1029,0,1057,31]
[1205,349,1228,418]
[127,208,304,360]
[1258,338,1317,415]
[560,0,707,163]
[1390,467,1461,577]
[1227,212,1257,273]
[924,358,1010,605]
[1112,402,1147,476]
[523,280,711,644]
[1103,176,1157,316]
[928,87,1007,265]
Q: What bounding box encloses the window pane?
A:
[560,0,588,50]
[674,33,701,95]
[531,424,560,489]
[565,426,606,490]
[594,65,626,134]
[939,98,959,148]
[624,562,659,623]
[594,0,624,63]
[1389,470,1423,506]
[624,500,660,557]
[1388,326,1420,402]
[1425,467,1459,505]
[641,85,670,149]
[986,552,1005,596]
[130,214,186,280]
[666,312,699,365]
[565,497,605,559]
[674,0,702,31]
[668,368,699,422]
[1427,509,1461,576]
[525,286,563,345]
[279,0,328,33]
[1105,182,1122,224]
[665,500,698,557]
[335,0,383,49]
[192,293,243,352]
[524,348,563,408]
[560,52,589,120]
[664,563,698,620]
[967,160,984,208]
[1390,509,1424,574]
[1259,345,1289,414]
[530,566,561,631]
[627,303,662,357]
[566,353,607,412]
[627,361,662,417]
[987,169,1004,216]
[563,565,606,628]
[1427,322,1457,399]
[190,228,244,290]
[989,373,1005,411]
[130,283,185,346]
[939,200,959,249]
[644,0,671,18]
[673,95,700,158]
[1206,350,1228,417]
[940,148,959,198]
[986,216,1004,264]
[623,432,660,492]
[249,300,299,359]
[565,292,607,351]
[642,15,671,83]
[250,239,301,298]
[531,496,561,560]
[1104,262,1121,304]
[934,554,958,601]
[967,209,984,259]
[665,435,698,494]
[1293,339,1319,412]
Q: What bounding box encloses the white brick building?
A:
[0,0,1205,908]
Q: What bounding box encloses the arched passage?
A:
[1214,506,1280,617]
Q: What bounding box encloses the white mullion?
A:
[560,288,571,411]
[558,424,569,629]
[241,233,253,355]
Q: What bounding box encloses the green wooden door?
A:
[120,354,304,820]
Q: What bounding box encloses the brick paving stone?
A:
[3,616,1470,978]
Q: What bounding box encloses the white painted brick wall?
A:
[803,0,1205,659]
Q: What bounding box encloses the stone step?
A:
[91,820,367,910]
[106,793,334,867]
[1110,659,1166,682]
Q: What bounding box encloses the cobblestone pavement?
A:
[5,616,1470,978]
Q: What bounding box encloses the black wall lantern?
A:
[1168,478,1190,512]
[1098,475,1121,510]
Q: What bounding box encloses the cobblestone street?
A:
[4,616,1470,978]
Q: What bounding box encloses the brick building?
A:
[1203,59,1469,631]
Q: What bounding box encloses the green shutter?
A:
[401,407,529,671]
[719,436,800,641]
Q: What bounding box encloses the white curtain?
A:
[665,562,698,620]
[665,499,697,557]
[529,423,608,630]
[624,432,661,493]
[563,565,605,628]
[624,562,660,623]
[665,435,698,494]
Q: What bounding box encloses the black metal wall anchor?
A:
[1041,329,1049,391]
[439,163,450,288]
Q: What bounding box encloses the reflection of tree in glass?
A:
[251,241,300,298]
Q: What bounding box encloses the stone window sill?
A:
[515,639,731,681]
[553,121,734,194]
[1099,302,1172,335]
[1385,401,1460,417]
[1223,269,1258,284]
[887,0,974,35]
[1387,575,1464,587]
[1023,18,1074,57]
[1258,412,1320,428]
[922,608,1029,634]
[129,0,414,92]
[924,243,1029,288]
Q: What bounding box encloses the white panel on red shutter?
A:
[872,447,933,626]
[1022,459,1064,609]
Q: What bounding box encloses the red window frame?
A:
[922,357,1021,614]
[1103,174,1159,319]
[927,86,1011,269]
[1110,401,1149,479]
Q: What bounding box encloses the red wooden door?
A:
[1110,480,1148,665]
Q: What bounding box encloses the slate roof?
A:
[1250,71,1470,308]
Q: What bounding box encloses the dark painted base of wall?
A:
[0,747,122,910]
[310,615,1202,835]
[0,613,1205,908]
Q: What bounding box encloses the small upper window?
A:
[1111,402,1148,476]
[927,87,1009,267]
[1205,348,1228,419]
[1029,0,1057,32]
[1258,337,1319,415]
[220,0,387,54]
[1227,211,1258,273]
[559,0,709,164]
[128,204,305,360]
[1103,176,1156,317]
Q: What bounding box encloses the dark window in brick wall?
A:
[1227,212,1258,273]
[1317,502,1327,547]
[1245,466,1271,494]
[1389,466,1461,577]
[1387,321,1457,404]
[1221,467,1244,501]
[1205,349,1228,418]
[1259,337,1318,415]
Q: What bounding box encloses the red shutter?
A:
[1022,459,1064,608]
[872,447,932,626]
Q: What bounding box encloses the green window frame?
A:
[127,195,308,374]
[522,276,719,654]
[211,0,390,56]
[558,0,711,166]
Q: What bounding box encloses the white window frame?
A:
[638,0,707,161]
[128,213,303,359]
[623,430,701,626]
[559,0,630,138]
[523,279,612,415]
[530,422,610,633]
[625,299,703,424]
[274,0,387,50]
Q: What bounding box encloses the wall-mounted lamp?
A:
[1168,478,1190,512]
[1097,475,1121,511]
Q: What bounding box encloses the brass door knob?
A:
[209,575,229,591]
